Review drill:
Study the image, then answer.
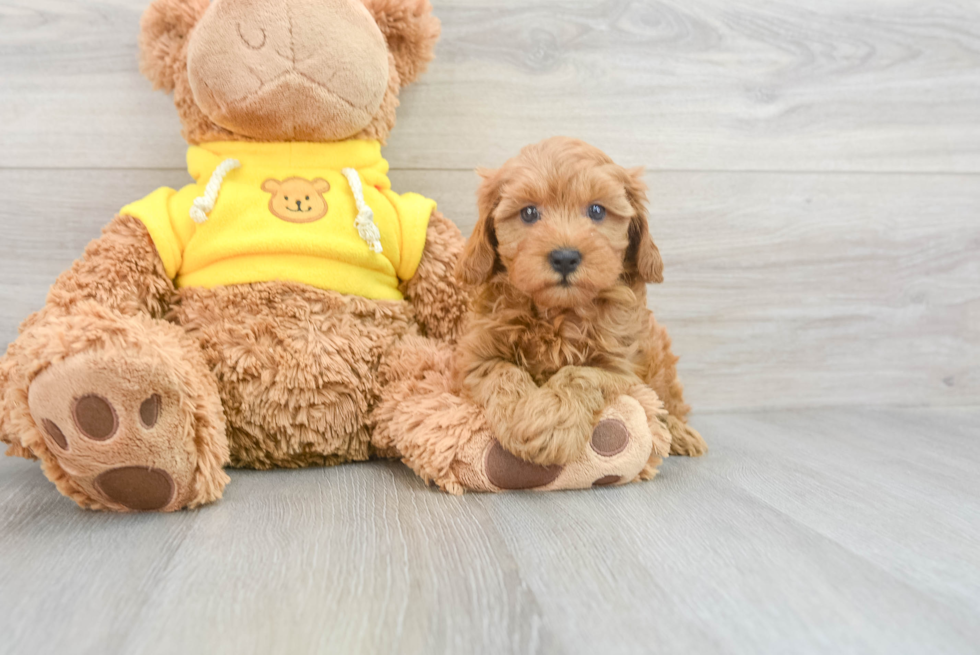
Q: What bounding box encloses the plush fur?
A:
[455,137,706,467]
[4,297,229,511]
[0,1,700,510]
[0,0,464,511]
[139,0,438,145]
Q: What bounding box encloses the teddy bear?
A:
[0,0,680,511]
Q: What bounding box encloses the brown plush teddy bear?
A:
[0,0,686,511]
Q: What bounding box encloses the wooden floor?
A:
[1,408,978,654]
[1,0,979,653]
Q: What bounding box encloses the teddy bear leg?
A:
[451,394,670,492]
[3,304,229,511]
[373,336,668,493]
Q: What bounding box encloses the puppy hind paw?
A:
[665,415,707,457]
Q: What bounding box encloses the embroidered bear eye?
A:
[284,196,289,201]
[587,204,606,221]
[520,206,540,224]
[305,196,310,201]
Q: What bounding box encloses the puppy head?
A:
[457,137,663,309]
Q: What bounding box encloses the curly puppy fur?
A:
[455,137,706,466]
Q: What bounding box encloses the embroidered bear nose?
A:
[296,199,303,209]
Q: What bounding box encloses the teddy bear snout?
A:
[186,0,391,141]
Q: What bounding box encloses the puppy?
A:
[454,137,706,468]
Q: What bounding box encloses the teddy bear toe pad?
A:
[94,466,176,511]
[484,441,563,490]
[590,419,630,456]
[27,351,198,511]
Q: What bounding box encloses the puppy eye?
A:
[520,206,540,224]
[587,204,606,222]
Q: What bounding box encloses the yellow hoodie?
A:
[120,140,435,301]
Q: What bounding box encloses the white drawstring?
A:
[190,162,383,255]
[190,158,240,224]
[341,168,383,253]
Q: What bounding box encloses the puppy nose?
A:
[549,249,582,276]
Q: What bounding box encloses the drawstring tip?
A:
[189,158,241,224]
[342,167,386,254]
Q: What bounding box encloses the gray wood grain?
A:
[1,408,978,655]
[2,1,980,172]
[2,1,980,653]
[3,169,977,411]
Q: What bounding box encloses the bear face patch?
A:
[261,177,330,223]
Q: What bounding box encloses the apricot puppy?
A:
[455,137,707,467]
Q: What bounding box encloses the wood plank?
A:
[0,456,557,654]
[0,458,204,654]
[0,169,192,345]
[3,169,977,411]
[692,408,980,614]
[642,170,980,411]
[2,0,980,172]
[1,408,978,654]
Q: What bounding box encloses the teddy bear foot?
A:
[450,395,668,493]
[26,347,229,512]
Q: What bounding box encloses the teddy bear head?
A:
[139,0,440,144]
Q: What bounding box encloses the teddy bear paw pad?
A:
[27,351,199,512]
[484,440,563,490]
[544,395,657,491]
[590,419,630,456]
[94,466,176,511]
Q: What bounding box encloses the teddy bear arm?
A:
[42,214,176,319]
[399,210,470,342]
[0,214,177,457]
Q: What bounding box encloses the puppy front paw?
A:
[484,383,588,466]
[550,366,637,403]
[506,420,591,466]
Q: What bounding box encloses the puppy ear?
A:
[622,167,664,284]
[362,0,441,87]
[456,168,501,286]
[139,0,209,92]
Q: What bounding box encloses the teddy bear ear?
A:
[362,0,441,87]
[139,0,210,92]
[261,179,282,193]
